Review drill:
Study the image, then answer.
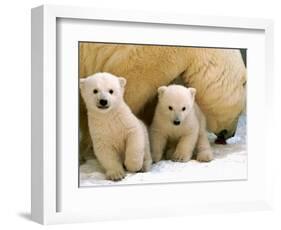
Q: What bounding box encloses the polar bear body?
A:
[80,72,152,181]
[150,85,213,163]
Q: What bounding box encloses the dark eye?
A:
[182,107,186,111]
[93,89,98,94]
[109,89,114,94]
[168,106,173,111]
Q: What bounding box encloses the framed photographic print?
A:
[31,5,274,224]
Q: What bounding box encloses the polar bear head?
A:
[80,72,126,113]
[157,85,196,126]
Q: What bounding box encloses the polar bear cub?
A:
[150,85,213,163]
[80,72,152,181]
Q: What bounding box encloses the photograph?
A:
[78,42,247,186]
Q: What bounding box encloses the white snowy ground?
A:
[80,115,247,186]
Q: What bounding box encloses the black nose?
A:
[99,99,108,106]
[173,120,181,126]
[215,129,227,145]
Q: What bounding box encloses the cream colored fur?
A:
[80,73,152,181]
[150,85,213,163]
[79,43,246,161]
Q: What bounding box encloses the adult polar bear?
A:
[79,43,246,160]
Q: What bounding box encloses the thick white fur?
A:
[150,85,213,163]
[80,72,152,181]
[79,44,246,161]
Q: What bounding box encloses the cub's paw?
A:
[125,157,143,172]
[106,168,126,181]
[152,153,163,163]
[151,152,163,163]
[171,152,192,162]
[141,158,152,172]
[196,150,214,162]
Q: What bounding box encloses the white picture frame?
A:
[31,4,274,225]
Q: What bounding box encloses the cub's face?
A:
[80,72,126,113]
[157,85,196,126]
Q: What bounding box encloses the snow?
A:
[80,115,247,186]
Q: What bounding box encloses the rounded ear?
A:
[119,77,127,88]
[189,88,196,100]
[80,78,86,90]
[158,86,167,97]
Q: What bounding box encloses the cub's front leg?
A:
[141,130,152,172]
[150,129,167,163]
[124,129,145,172]
[94,146,125,181]
[195,128,214,162]
[172,134,197,162]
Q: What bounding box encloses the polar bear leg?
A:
[79,95,95,164]
[95,148,125,181]
[150,130,167,163]
[195,128,214,162]
[141,143,152,172]
[79,131,94,164]
[136,123,152,172]
[124,130,145,172]
[172,134,197,162]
